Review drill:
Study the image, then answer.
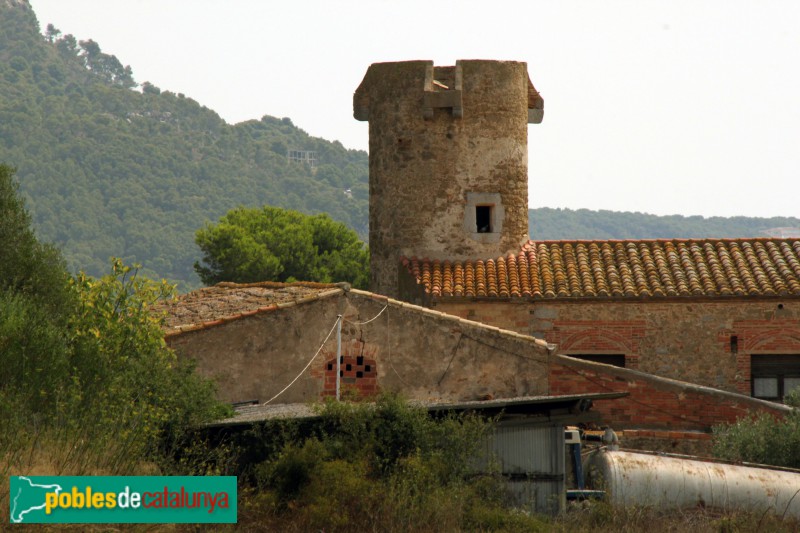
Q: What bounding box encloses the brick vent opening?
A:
[323,355,378,398]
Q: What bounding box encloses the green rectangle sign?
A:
[9,476,236,523]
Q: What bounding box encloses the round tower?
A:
[354,60,544,297]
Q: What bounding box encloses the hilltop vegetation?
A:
[1,2,798,292]
[0,1,367,290]
[530,207,800,241]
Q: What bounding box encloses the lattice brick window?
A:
[323,355,378,398]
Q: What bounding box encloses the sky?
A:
[28,0,800,219]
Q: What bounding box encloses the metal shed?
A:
[207,392,627,516]
[426,393,627,515]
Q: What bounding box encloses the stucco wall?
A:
[167,290,552,404]
[434,298,800,394]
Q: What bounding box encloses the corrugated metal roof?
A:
[207,392,628,428]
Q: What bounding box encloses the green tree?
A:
[0,164,72,315]
[66,260,229,454]
[56,33,78,56]
[194,206,369,288]
[141,81,161,94]
[44,23,61,43]
[78,38,101,69]
[0,165,228,472]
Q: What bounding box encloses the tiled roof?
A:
[158,281,345,336]
[403,238,800,300]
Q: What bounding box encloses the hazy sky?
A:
[28,1,800,219]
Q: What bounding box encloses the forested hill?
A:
[530,208,800,241]
[3,3,798,290]
[0,1,368,289]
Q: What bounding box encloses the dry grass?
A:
[552,500,800,533]
[0,427,161,528]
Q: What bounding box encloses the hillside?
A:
[2,1,798,290]
[530,207,800,241]
[0,1,368,289]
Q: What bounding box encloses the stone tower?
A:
[354,60,544,297]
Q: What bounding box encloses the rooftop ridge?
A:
[526,237,800,245]
[347,288,555,351]
[213,280,341,290]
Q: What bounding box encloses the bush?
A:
[67,260,229,454]
[258,438,328,503]
[712,391,800,468]
[250,393,519,532]
[0,292,69,415]
[0,164,229,500]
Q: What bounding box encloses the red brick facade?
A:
[436,299,800,400]
[550,355,790,431]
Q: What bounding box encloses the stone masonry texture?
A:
[435,299,800,396]
[166,290,551,405]
[354,60,539,297]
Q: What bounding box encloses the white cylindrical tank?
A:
[588,450,800,518]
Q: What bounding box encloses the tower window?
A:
[476,205,493,233]
[464,192,503,242]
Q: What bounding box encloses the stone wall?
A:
[167,290,552,404]
[434,298,800,395]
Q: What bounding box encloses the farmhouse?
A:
[161,281,551,405]
[355,59,800,403]
[164,60,798,447]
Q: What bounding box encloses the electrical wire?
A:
[343,304,388,325]
[437,333,463,385]
[461,333,550,363]
[263,315,341,405]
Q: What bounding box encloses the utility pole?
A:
[335,314,342,401]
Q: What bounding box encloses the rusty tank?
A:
[587,450,800,518]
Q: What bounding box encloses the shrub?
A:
[712,391,800,468]
[251,393,511,532]
[67,260,229,458]
[0,164,229,497]
[257,438,328,504]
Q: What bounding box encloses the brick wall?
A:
[550,355,790,431]
[620,431,714,455]
[436,299,800,396]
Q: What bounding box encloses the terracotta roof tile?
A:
[158,281,343,336]
[403,238,800,300]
